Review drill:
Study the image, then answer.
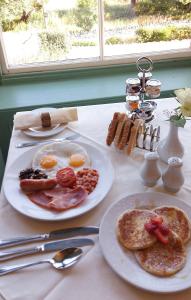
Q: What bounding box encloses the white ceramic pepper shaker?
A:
[162,157,184,193]
[140,152,161,187]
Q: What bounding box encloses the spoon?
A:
[0,247,83,276]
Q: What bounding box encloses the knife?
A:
[0,238,94,261]
[0,226,99,248]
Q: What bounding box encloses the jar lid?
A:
[168,157,183,167]
[144,152,159,160]
[146,79,161,87]
[126,95,140,102]
[139,101,153,112]
[126,78,140,85]
[138,72,152,79]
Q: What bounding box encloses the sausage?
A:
[20,178,57,192]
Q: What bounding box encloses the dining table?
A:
[1,97,191,300]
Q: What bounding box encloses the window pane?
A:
[0,0,99,66]
[104,0,191,57]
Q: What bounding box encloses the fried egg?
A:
[32,141,91,178]
[69,154,85,167]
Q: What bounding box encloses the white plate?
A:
[22,107,67,138]
[99,192,191,293]
[3,141,114,221]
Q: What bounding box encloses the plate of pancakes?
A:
[99,192,191,293]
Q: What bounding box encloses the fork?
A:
[16,133,80,148]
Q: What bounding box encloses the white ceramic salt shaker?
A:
[162,157,184,193]
[140,152,161,187]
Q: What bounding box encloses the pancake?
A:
[117,209,157,250]
[135,231,186,276]
[153,206,191,244]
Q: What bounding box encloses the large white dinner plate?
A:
[99,192,191,293]
[22,107,67,138]
[4,141,114,221]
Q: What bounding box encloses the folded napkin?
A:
[14,107,78,130]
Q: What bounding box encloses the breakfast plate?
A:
[99,192,191,293]
[4,141,114,221]
[22,107,67,138]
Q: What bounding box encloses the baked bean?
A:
[75,168,99,194]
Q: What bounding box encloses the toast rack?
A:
[136,124,160,152]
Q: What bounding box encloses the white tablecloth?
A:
[1,98,191,300]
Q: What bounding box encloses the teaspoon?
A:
[0,247,83,276]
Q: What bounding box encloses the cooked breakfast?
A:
[19,168,48,180]
[116,206,191,277]
[56,167,77,188]
[76,168,99,194]
[28,186,88,212]
[18,141,99,212]
[32,141,91,178]
[20,178,57,192]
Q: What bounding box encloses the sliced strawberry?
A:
[154,228,169,244]
[158,223,170,236]
[144,222,157,234]
[150,216,163,225]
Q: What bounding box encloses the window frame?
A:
[0,0,191,76]
[0,28,8,75]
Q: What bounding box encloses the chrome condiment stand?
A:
[136,56,153,102]
[125,56,162,123]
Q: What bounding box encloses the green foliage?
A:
[105,36,137,45]
[46,14,65,31]
[135,0,190,17]
[74,0,97,32]
[12,21,28,32]
[39,31,68,56]
[136,28,167,42]
[178,0,191,4]
[1,20,18,32]
[169,114,186,128]
[170,27,191,40]
[0,0,43,32]
[104,3,130,21]
[57,10,68,18]
[29,9,44,24]
[106,36,125,45]
[72,41,96,46]
[136,26,191,43]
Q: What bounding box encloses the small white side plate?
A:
[22,107,67,138]
[99,192,191,293]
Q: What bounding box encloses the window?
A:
[0,0,191,74]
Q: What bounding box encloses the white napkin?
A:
[14,107,78,130]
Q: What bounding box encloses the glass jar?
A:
[138,72,152,87]
[126,78,141,96]
[126,95,140,112]
[138,101,154,122]
[146,79,161,98]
